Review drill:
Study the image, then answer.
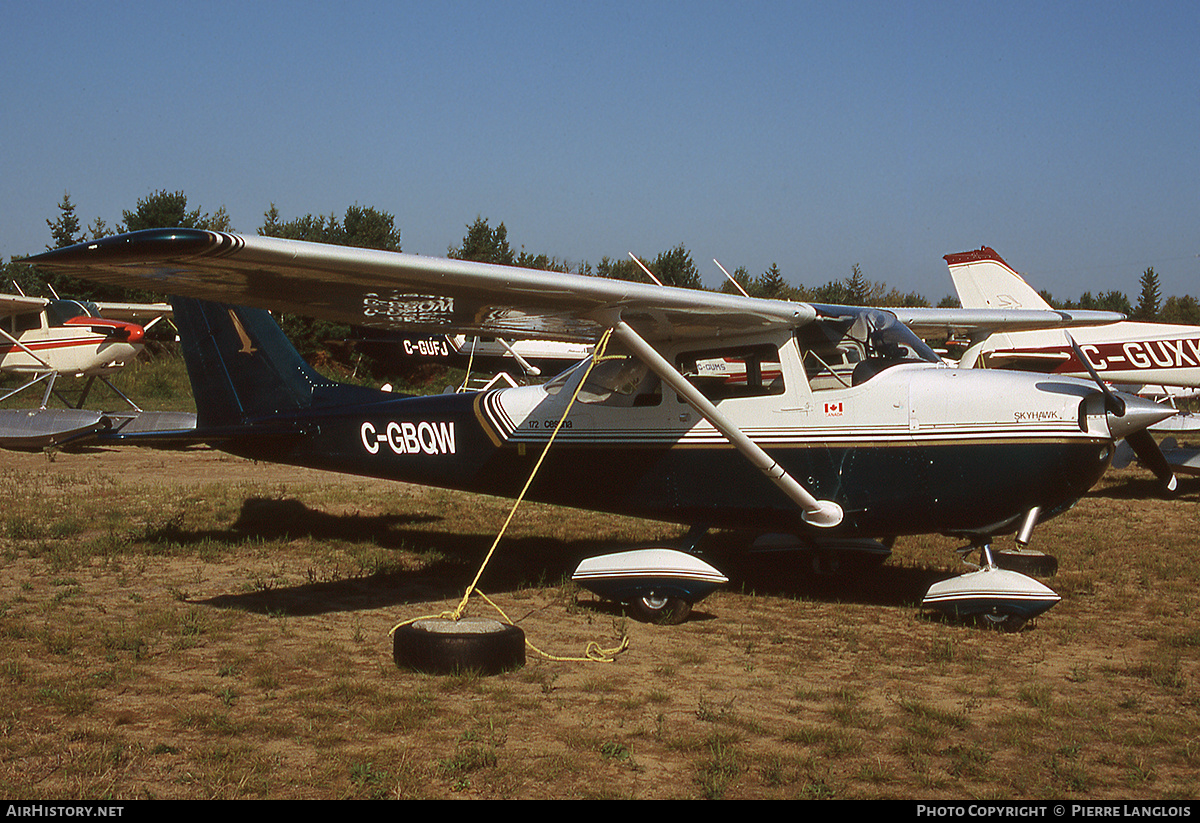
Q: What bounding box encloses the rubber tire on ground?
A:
[627,595,692,625]
[980,612,1027,633]
[393,618,525,675]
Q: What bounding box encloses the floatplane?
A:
[0,290,196,448]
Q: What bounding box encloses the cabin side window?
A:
[10,311,42,334]
[675,344,784,402]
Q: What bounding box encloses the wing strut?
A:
[610,321,844,528]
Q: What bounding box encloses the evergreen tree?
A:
[596,255,643,282]
[718,265,755,297]
[758,263,786,299]
[1134,267,1161,320]
[1161,294,1200,325]
[649,244,701,289]
[259,203,400,251]
[595,246,702,289]
[46,192,84,250]
[846,264,873,306]
[120,189,209,232]
[1097,290,1132,316]
[448,216,514,265]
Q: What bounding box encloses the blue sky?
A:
[3,1,1197,303]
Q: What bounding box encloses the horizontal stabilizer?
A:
[0,408,110,449]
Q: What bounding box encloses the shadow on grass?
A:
[185,497,958,619]
[1087,473,1200,502]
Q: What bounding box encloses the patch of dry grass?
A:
[0,447,1197,799]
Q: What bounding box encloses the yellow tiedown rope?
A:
[391,328,629,663]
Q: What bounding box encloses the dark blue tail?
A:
[170,298,387,428]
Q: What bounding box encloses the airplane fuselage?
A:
[965,322,1200,387]
[0,325,142,376]
[220,348,1116,542]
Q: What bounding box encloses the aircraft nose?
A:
[1106,392,1177,440]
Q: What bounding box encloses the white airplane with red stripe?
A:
[0,293,166,378]
[946,247,1200,389]
[0,293,174,416]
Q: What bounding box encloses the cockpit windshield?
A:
[46,299,100,326]
[798,307,939,390]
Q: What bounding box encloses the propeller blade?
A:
[1125,429,1178,495]
[1065,332,1124,416]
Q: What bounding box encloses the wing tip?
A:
[26,228,238,268]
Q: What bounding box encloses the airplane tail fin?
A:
[945,247,1051,311]
[171,297,386,429]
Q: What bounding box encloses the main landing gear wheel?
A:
[980,612,1027,633]
[627,594,692,625]
[392,618,525,675]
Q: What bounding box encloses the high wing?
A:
[0,293,50,319]
[26,230,815,343]
[26,230,1129,345]
[892,306,1125,341]
[92,300,173,322]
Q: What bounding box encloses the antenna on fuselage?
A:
[713,259,750,297]
[627,252,664,287]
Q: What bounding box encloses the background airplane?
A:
[0,291,193,448]
[0,292,166,390]
[945,247,1200,394]
[944,246,1198,479]
[351,329,592,388]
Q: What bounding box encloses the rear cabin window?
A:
[543,356,662,407]
[675,344,784,402]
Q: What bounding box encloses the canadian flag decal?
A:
[824,401,844,417]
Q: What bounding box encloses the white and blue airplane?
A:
[26,230,1176,629]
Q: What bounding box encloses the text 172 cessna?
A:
[27,230,1176,628]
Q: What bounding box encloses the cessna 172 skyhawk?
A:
[26,230,1177,629]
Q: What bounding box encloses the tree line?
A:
[6,190,1198,359]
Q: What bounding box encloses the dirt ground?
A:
[1,445,1198,799]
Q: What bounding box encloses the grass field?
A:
[1,354,1198,799]
[0,441,1197,799]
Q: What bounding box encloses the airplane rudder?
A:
[169,297,328,426]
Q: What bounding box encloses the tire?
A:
[393,618,525,675]
[627,594,692,625]
[980,612,1027,633]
